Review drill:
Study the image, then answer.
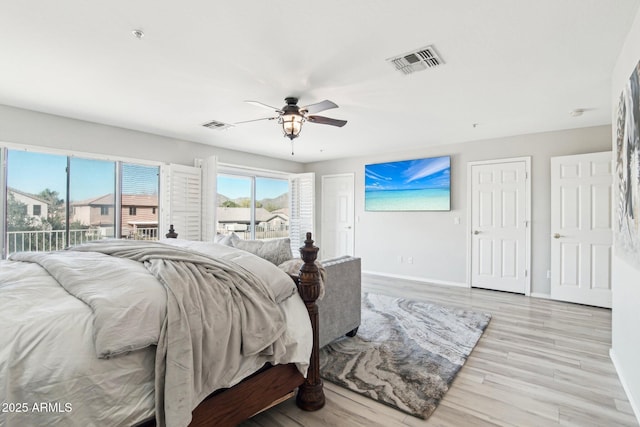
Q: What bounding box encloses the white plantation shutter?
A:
[160,164,202,240]
[200,156,217,241]
[289,172,315,255]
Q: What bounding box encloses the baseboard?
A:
[610,348,640,424]
[530,292,551,299]
[362,270,467,288]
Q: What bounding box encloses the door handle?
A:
[473,230,480,235]
[345,226,352,229]
[553,233,562,239]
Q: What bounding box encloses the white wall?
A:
[0,104,304,173]
[611,6,640,420]
[306,125,611,295]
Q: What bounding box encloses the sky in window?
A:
[218,175,288,199]
[8,150,117,201]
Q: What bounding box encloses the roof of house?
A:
[7,187,50,204]
[217,207,289,224]
[71,194,158,207]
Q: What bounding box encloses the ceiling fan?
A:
[236,97,347,141]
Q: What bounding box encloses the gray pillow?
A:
[231,237,293,266]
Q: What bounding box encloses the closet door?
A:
[550,152,612,308]
[469,157,530,294]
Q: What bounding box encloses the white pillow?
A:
[214,232,237,246]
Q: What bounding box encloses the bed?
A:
[0,230,324,427]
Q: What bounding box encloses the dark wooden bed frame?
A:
[142,229,325,426]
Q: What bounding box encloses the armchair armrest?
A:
[317,256,361,348]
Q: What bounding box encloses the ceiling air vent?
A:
[202,119,232,131]
[387,45,444,75]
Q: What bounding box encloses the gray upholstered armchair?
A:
[317,256,361,348]
[215,233,362,348]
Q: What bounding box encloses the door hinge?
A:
[525,269,528,277]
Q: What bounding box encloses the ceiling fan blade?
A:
[307,115,347,127]
[234,116,278,124]
[244,100,283,113]
[301,99,338,115]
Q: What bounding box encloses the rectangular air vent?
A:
[387,45,444,75]
[202,119,232,130]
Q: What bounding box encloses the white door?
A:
[321,174,354,259]
[469,158,530,294]
[550,152,612,308]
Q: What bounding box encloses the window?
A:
[6,150,67,253]
[255,177,289,239]
[217,171,289,241]
[3,148,160,256]
[217,174,252,238]
[122,163,159,239]
[69,157,116,243]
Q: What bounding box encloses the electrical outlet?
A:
[397,255,403,263]
[407,257,414,264]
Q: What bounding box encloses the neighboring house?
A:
[217,207,289,233]
[70,194,158,237]
[70,194,115,227]
[8,187,49,225]
[121,194,159,238]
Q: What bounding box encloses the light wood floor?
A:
[242,274,639,427]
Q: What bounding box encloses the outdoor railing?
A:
[217,226,289,240]
[125,227,159,240]
[7,227,158,254]
[8,225,285,255]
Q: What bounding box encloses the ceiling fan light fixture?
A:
[241,96,345,146]
[280,113,304,140]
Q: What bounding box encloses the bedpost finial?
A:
[300,233,318,264]
[166,224,178,239]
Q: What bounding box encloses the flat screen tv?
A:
[365,155,451,211]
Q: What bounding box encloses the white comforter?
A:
[0,240,312,427]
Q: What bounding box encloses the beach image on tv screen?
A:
[365,156,451,211]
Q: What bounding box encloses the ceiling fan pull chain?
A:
[291,141,295,156]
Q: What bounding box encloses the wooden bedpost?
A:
[295,232,326,411]
[165,225,178,239]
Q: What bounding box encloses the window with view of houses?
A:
[217,173,289,240]
[4,150,159,256]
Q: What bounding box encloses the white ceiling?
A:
[0,1,638,163]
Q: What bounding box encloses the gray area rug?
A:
[319,293,491,419]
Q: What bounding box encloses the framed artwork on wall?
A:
[365,155,451,211]
[615,59,640,269]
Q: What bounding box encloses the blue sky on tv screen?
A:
[365,156,450,191]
